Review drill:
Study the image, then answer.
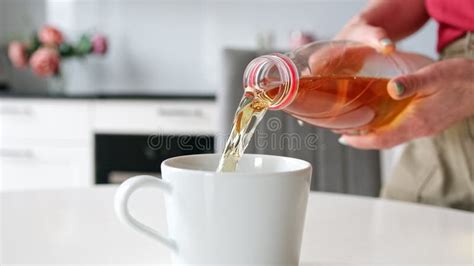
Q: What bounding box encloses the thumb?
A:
[387,69,433,100]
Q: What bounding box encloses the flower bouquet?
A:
[7,25,107,93]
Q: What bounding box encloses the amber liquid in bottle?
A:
[272,75,413,132]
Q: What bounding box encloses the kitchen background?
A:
[0,0,437,94]
[0,0,438,193]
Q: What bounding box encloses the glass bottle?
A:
[243,40,433,132]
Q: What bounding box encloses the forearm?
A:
[354,0,430,41]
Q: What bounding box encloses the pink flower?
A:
[29,47,60,77]
[38,26,64,46]
[91,34,108,55]
[8,41,29,68]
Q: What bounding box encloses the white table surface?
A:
[0,185,472,265]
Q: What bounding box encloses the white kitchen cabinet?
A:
[0,97,217,191]
[0,140,92,191]
[93,100,217,135]
[0,99,93,191]
[0,99,91,141]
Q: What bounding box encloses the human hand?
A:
[307,43,375,76]
[306,16,396,77]
[338,58,474,149]
[335,16,395,54]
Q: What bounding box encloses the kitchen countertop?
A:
[1,185,472,265]
[0,91,216,100]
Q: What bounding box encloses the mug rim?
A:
[161,153,312,177]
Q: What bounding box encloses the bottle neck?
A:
[243,53,299,110]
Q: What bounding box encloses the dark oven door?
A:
[95,134,214,184]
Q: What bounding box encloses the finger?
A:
[366,26,395,54]
[331,129,346,134]
[337,119,414,149]
[331,129,368,135]
[338,134,381,150]
[387,64,439,100]
[335,129,370,136]
[377,38,396,55]
[338,131,407,150]
[353,26,395,55]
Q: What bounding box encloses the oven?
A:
[95,134,214,184]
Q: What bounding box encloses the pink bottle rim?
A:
[247,53,299,110]
[269,53,298,110]
[247,61,263,92]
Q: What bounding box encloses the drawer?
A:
[0,99,91,140]
[0,141,93,191]
[93,100,217,135]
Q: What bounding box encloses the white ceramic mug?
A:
[115,154,312,265]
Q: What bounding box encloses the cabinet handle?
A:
[0,148,35,159]
[157,108,203,117]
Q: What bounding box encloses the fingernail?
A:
[379,38,395,54]
[380,38,393,47]
[338,137,348,145]
[393,81,405,96]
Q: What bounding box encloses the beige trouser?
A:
[381,33,474,212]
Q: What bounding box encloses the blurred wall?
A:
[42,0,368,95]
[0,0,5,84]
[2,0,438,95]
[1,0,47,92]
[0,1,4,44]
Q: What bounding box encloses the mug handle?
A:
[114,175,178,252]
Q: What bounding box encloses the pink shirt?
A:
[425,0,474,52]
